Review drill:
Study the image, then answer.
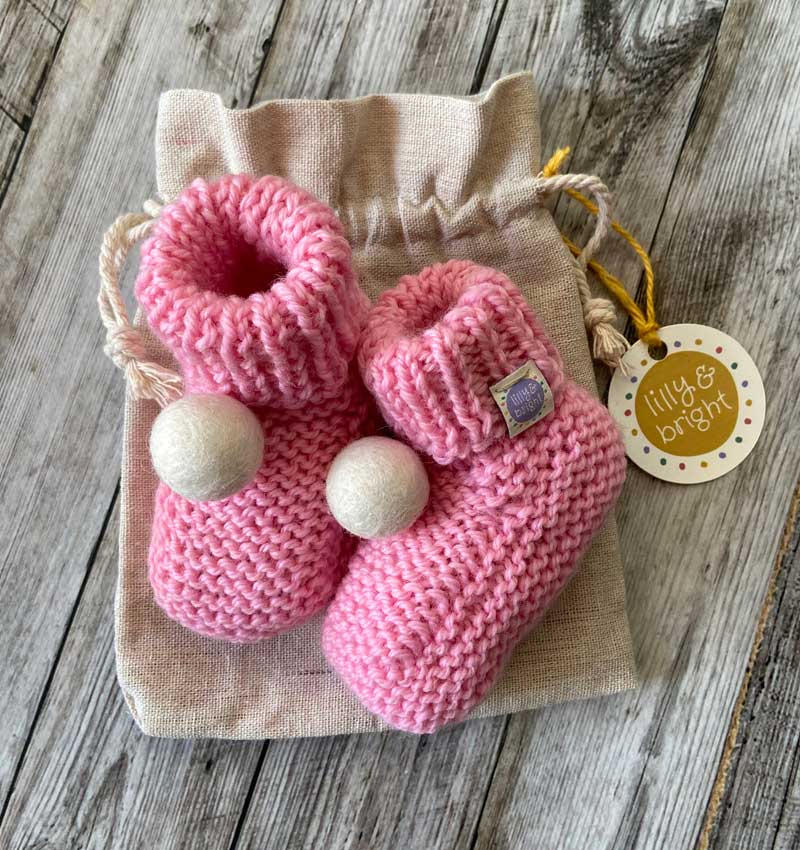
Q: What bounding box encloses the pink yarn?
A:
[137,174,367,407]
[322,261,626,733]
[137,174,371,642]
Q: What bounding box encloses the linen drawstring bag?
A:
[107,71,637,738]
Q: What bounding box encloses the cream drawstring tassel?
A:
[570,259,632,373]
[535,166,631,371]
[98,201,183,407]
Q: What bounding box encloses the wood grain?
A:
[28,0,74,32]
[0,504,265,850]
[0,111,22,203]
[0,0,77,202]
[236,718,508,850]
[0,0,281,821]
[471,1,800,848]
[704,485,800,850]
[0,0,797,847]
[239,4,527,848]
[485,0,727,351]
[0,0,65,127]
[253,0,499,99]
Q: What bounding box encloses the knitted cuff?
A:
[359,260,566,464]
[136,174,369,408]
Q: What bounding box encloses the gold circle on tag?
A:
[634,351,738,456]
[608,324,766,484]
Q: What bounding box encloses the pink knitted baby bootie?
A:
[136,174,371,642]
[322,260,626,732]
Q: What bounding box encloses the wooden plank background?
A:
[0,1,797,848]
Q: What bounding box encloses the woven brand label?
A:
[608,323,766,484]
[490,361,554,437]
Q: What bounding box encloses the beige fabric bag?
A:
[115,72,637,738]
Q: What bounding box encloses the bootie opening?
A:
[394,265,467,335]
[136,174,369,407]
[217,241,287,298]
[144,175,291,300]
[359,260,565,464]
[180,234,287,299]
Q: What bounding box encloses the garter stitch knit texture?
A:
[136,174,371,642]
[322,260,626,732]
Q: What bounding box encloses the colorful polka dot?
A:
[613,325,762,481]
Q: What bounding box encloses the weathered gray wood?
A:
[0,0,281,821]
[26,0,75,31]
[0,0,66,127]
[0,0,797,848]
[0,0,77,202]
[237,718,507,850]
[0,112,22,201]
[249,0,358,101]
[469,1,800,848]
[486,0,727,350]
[253,0,498,99]
[0,504,264,850]
[705,486,800,850]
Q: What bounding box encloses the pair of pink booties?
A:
[137,174,626,734]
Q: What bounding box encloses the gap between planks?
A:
[0,481,120,828]
[0,1,77,207]
[229,8,519,845]
[3,3,794,849]
[0,0,287,827]
[694,478,800,850]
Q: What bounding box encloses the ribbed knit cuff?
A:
[358,260,565,464]
[136,174,369,408]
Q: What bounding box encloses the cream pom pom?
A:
[149,394,264,502]
[326,436,430,539]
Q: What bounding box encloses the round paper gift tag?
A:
[608,324,765,484]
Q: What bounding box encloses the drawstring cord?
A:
[539,147,662,368]
[97,200,183,407]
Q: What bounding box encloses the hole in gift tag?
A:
[648,340,668,361]
[608,324,765,484]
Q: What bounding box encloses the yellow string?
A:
[542,147,662,348]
